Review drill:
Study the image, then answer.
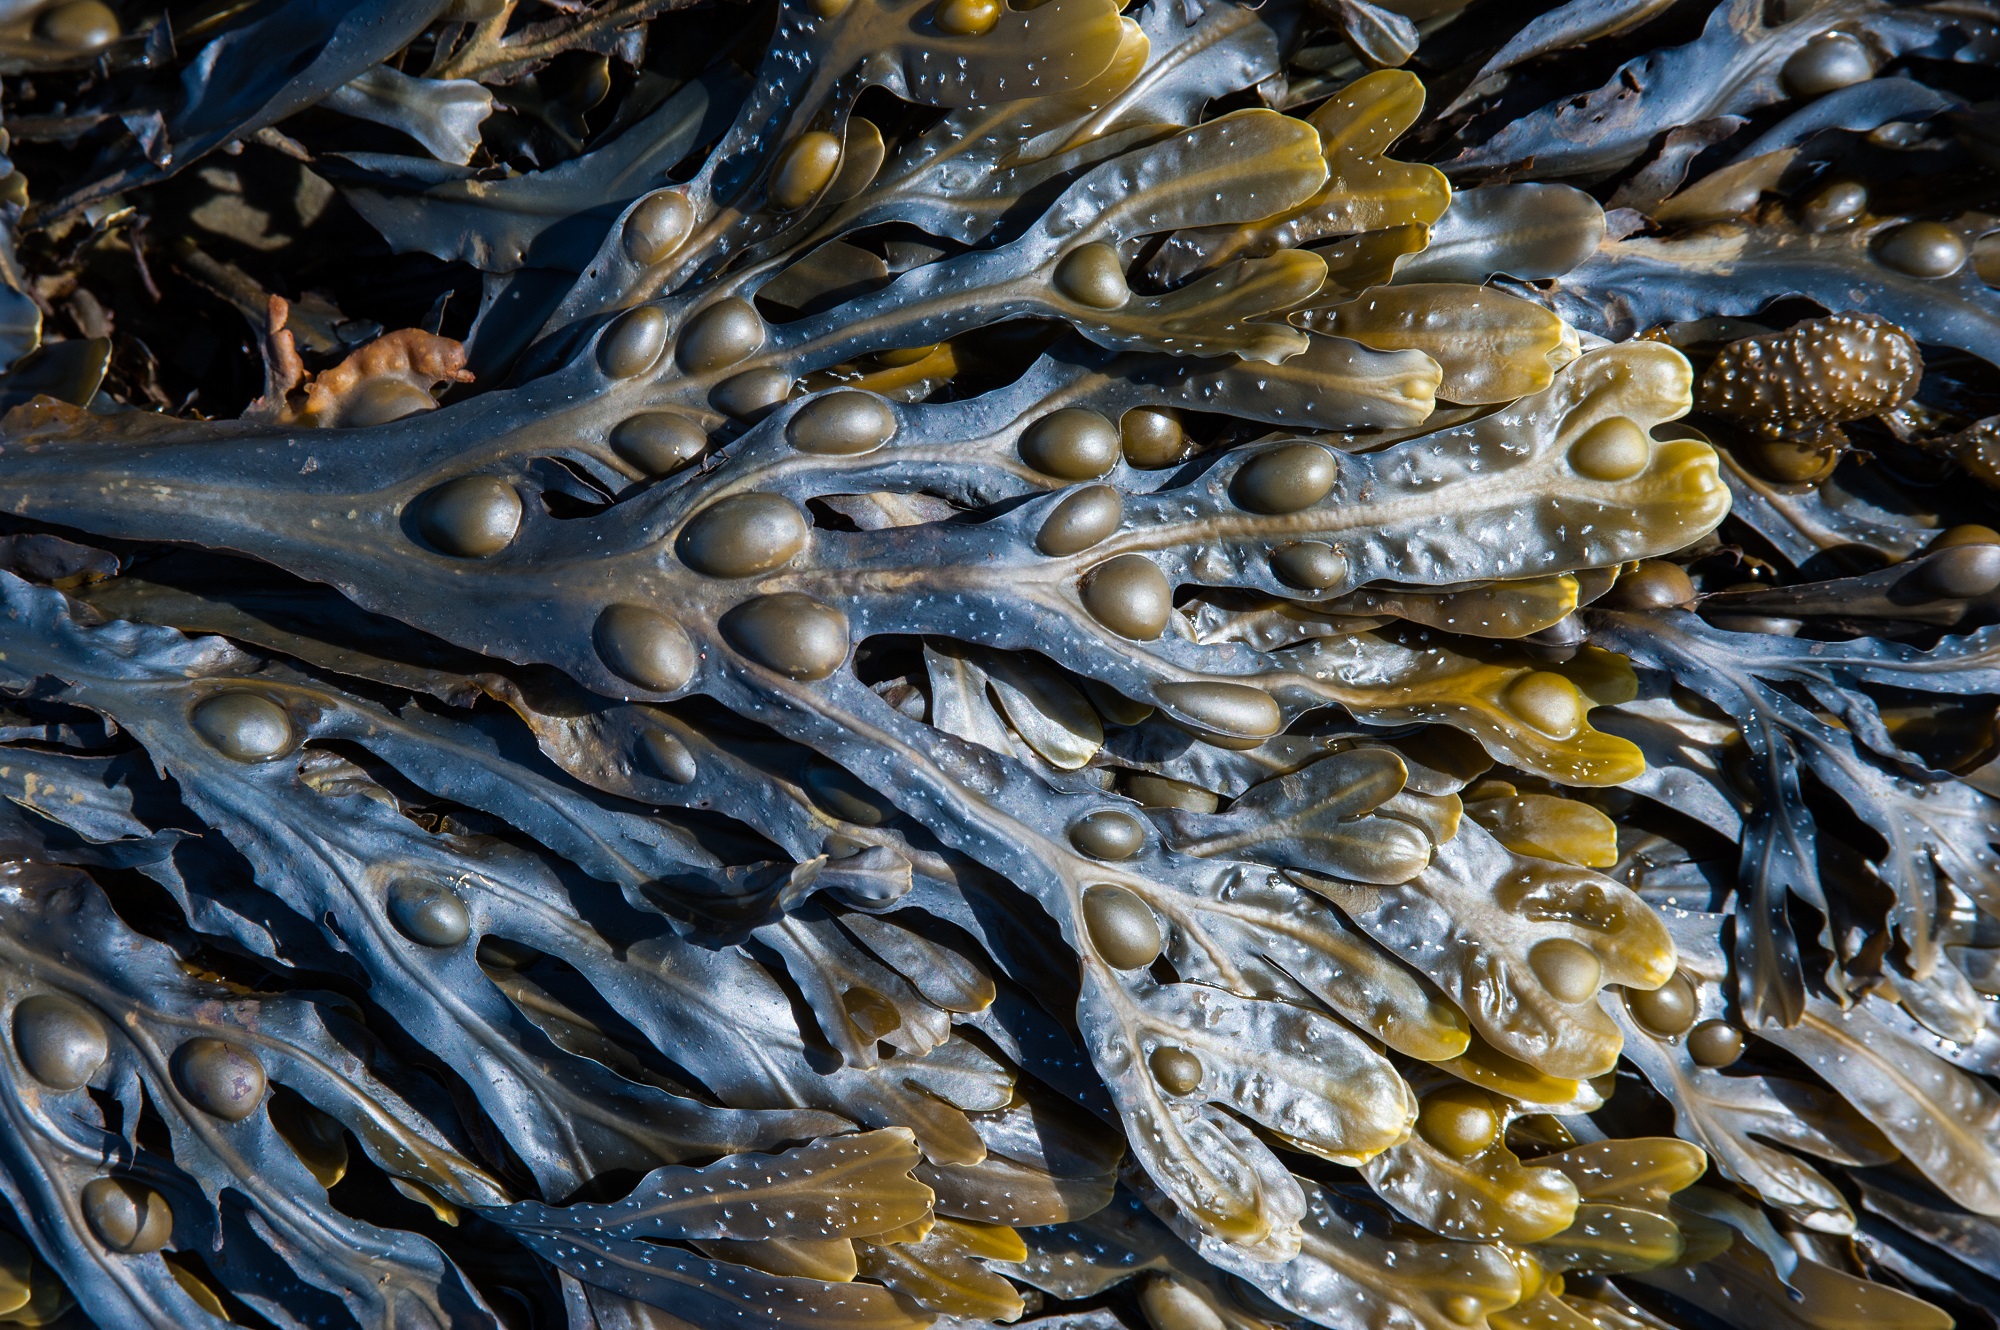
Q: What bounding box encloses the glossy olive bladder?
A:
[1506,672,1585,740]
[173,1037,268,1121]
[1626,973,1698,1038]
[600,305,670,379]
[1920,541,2000,599]
[417,475,522,557]
[623,190,694,266]
[610,413,707,475]
[1874,221,1967,278]
[721,594,850,680]
[1687,1020,1746,1067]
[36,0,119,50]
[1270,541,1345,590]
[1418,1084,1499,1158]
[594,604,698,693]
[1037,485,1122,556]
[677,493,810,578]
[1603,560,1694,610]
[1529,938,1603,1003]
[769,131,843,210]
[1568,418,1652,481]
[81,1178,172,1254]
[1020,409,1120,480]
[677,298,766,374]
[1149,1045,1203,1095]
[1154,682,1282,747]
[190,693,294,763]
[387,880,471,948]
[788,391,896,455]
[1080,555,1172,640]
[1081,885,1163,970]
[1120,407,1186,468]
[931,0,999,35]
[639,728,699,784]
[1233,443,1336,514]
[12,995,108,1091]
[1069,809,1146,860]
[711,368,792,421]
[1801,180,1867,230]
[1054,244,1129,309]
[1780,31,1874,97]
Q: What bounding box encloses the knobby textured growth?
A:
[0,0,1994,1327]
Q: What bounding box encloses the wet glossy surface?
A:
[677,493,811,577]
[594,604,699,691]
[787,391,896,455]
[624,190,695,266]
[1020,409,1121,480]
[0,0,1988,1323]
[1069,808,1147,859]
[81,1179,172,1254]
[388,880,472,948]
[676,298,766,374]
[611,412,708,474]
[722,593,850,679]
[173,1038,268,1121]
[1082,885,1164,970]
[11,995,108,1090]
[1233,443,1337,514]
[417,475,524,557]
[1080,555,1172,640]
[1037,485,1123,556]
[189,693,294,763]
[600,306,670,378]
